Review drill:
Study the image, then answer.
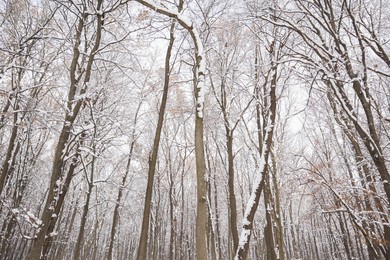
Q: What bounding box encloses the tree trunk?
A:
[264,169,277,260]
[194,89,207,260]
[136,15,177,260]
[235,64,277,260]
[226,131,239,253]
[108,104,140,260]
[74,155,95,260]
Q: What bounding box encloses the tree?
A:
[208,19,254,254]
[28,1,106,258]
[132,1,208,258]
[1,0,390,259]
[264,0,390,256]
[136,4,180,258]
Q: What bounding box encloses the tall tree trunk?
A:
[194,93,207,260]
[264,169,277,260]
[74,154,96,260]
[136,14,177,260]
[205,145,217,260]
[132,2,208,258]
[179,164,185,260]
[168,149,177,260]
[108,104,140,260]
[226,129,239,253]
[0,111,20,195]
[235,64,277,260]
[271,151,285,260]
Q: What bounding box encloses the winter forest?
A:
[1,0,390,259]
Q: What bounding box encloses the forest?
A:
[0,0,390,259]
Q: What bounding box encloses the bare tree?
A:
[28,1,106,258]
[136,3,181,259]
[263,0,390,256]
